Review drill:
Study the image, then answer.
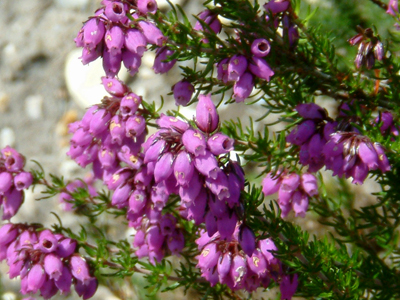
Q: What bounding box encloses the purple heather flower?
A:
[249,57,274,81]
[280,274,298,300]
[206,171,230,200]
[286,120,316,145]
[40,279,58,299]
[264,0,290,14]
[120,93,142,117]
[125,115,146,138]
[54,265,72,294]
[75,277,98,300]
[207,133,234,156]
[105,26,124,55]
[387,0,399,16]
[122,51,142,76]
[247,249,267,276]
[89,108,111,136]
[0,171,13,194]
[111,183,131,208]
[109,116,125,145]
[82,18,105,50]
[138,21,167,46]
[196,94,219,133]
[217,213,237,239]
[26,264,46,293]
[251,38,271,57]
[179,172,202,202]
[56,237,77,258]
[102,77,127,97]
[153,47,176,74]
[36,230,58,253]
[44,253,63,280]
[156,114,190,132]
[146,225,164,251]
[182,129,207,157]
[103,49,122,77]
[2,146,25,172]
[0,223,17,245]
[137,0,158,14]
[154,152,174,183]
[125,29,147,55]
[79,46,101,65]
[167,229,185,254]
[104,2,127,22]
[296,103,326,119]
[70,128,92,147]
[233,72,254,103]
[172,80,194,106]
[301,173,318,196]
[197,241,220,269]
[194,151,220,179]
[194,10,222,43]
[129,189,147,213]
[292,190,309,217]
[70,256,92,285]
[2,188,23,220]
[262,173,282,196]
[174,151,194,186]
[239,225,256,256]
[217,58,230,83]
[227,55,248,82]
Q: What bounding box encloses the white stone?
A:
[64,49,129,110]
[25,95,43,120]
[0,127,15,148]
[59,159,81,180]
[2,292,17,300]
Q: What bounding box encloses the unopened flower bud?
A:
[195,94,219,133]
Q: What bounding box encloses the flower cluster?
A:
[324,132,391,184]
[0,223,97,299]
[74,0,173,77]
[348,27,384,69]
[0,146,33,220]
[286,103,337,172]
[217,42,274,103]
[132,213,184,264]
[286,103,391,184]
[262,172,318,218]
[214,1,300,103]
[68,77,146,183]
[142,94,245,239]
[195,228,298,296]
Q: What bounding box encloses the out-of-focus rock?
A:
[64,49,129,109]
[0,92,10,112]
[25,95,43,120]
[0,127,15,148]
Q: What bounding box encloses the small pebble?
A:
[0,92,10,112]
[25,95,43,120]
[0,127,16,148]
